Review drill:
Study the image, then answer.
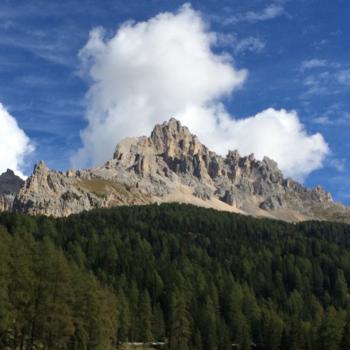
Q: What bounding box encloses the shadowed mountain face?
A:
[9,118,350,222]
[0,169,24,211]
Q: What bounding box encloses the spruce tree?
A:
[170,291,191,350]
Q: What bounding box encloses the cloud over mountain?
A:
[0,103,34,178]
[72,4,329,181]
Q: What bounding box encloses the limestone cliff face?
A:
[12,118,350,222]
[0,169,24,211]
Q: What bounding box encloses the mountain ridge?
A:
[3,118,350,222]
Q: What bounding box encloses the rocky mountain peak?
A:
[10,117,350,223]
[4,169,15,176]
[0,169,24,194]
[312,185,333,202]
[112,118,208,177]
[227,150,241,161]
[150,118,205,158]
[0,168,25,212]
[33,160,49,174]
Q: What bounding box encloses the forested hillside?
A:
[1,203,350,349]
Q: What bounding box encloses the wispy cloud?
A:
[301,59,328,71]
[299,59,350,96]
[312,108,350,126]
[14,75,59,88]
[224,4,284,25]
[0,0,111,20]
[312,116,333,125]
[303,72,333,95]
[336,69,350,85]
[0,20,14,30]
[329,158,346,172]
[0,2,87,67]
[235,37,266,54]
[313,39,329,50]
[0,28,77,66]
[217,33,266,55]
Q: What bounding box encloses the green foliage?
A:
[0,218,117,349]
[170,291,191,350]
[0,203,350,349]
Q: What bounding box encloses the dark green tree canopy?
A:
[0,203,350,349]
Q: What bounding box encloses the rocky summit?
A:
[0,169,24,211]
[7,118,350,222]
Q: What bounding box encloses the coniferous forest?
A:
[0,203,350,349]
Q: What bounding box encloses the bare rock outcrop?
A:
[11,118,350,223]
[0,169,24,211]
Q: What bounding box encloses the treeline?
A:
[0,203,350,349]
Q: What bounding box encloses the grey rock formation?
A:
[0,169,24,211]
[11,118,350,223]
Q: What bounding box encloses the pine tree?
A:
[152,303,165,341]
[193,328,203,350]
[200,296,218,350]
[334,269,348,307]
[116,290,131,344]
[317,307,345,350]
[260,308,283,350]
[42,246,75,349]
[138,290,153,343]
[341,311,350,349]
[170,291,191,350]
[0,228,10,348]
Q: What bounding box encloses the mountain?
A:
[0,169,24,211]
[10,118,350,222]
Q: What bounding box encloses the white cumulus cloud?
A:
[72,4,329,181]
[0,103,34,178]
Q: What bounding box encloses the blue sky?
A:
[0,0,350,204]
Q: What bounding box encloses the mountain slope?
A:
[13,118,350,222]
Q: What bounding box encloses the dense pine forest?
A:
[0,203,350,349]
